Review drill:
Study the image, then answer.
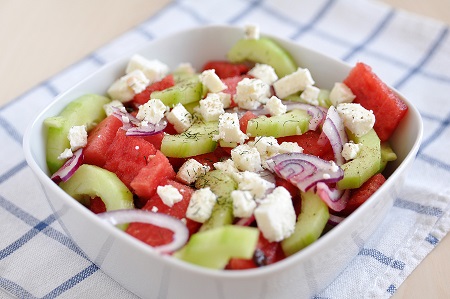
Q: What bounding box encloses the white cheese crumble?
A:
[186,187,217,223]
[213,159,240,176]
[254,186,296,242]
[156,185,183,207]
[68,125,87,151]
[278,142,304,154]
[329,82,356,107]
[342,141,362,160]
[244,24,260,39]
[107,69,150,102]
[57,148,73,160]
[265,95,287,116]
[195,93,225,122]
[235,171,275,200]
[248,63,278,85]
[176,159,210,185]
[337,103,375,137]
[214,92,232,109]
[166,103,193,133]
[174,62,196,75]
[214,112,248,144]
[136,98,167,125]
[273,67,315,99]
[234,78,271,110]
[199,69,227,93]
[103,100,124,116]
[231,190,256,218]
[231,144,263,172]
[300,85,321,106]
[126,54,169,83]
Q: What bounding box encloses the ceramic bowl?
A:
[23,25,423,299]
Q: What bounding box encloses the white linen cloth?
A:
[1,0,450,298]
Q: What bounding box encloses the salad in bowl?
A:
[23,25,422,299]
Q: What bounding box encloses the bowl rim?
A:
[22,24,424,279]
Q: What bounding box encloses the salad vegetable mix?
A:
[44,25,407,270]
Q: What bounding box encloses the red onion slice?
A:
[321,106,348,165]
[235,215,256,226]
[282,101,326,131]
[111,106,167,136]
[328,213,346,226]
[51,148,84,184]
[98,209,189,254]
[316,182,350,212]
[267,152,343,192]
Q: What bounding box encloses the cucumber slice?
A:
[59,164,134,211]
[195,170,238,232]
[174,225,259,269]
[379,141,397,173]
[246,109,310,138]
[227,37,297,77]
[151,76,204,107]
[281,191,329,256]
[45,94,110,174]
[337,129,381,189]
[160,119,218,158]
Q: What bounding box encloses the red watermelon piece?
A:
[339,173,386,216]
[226,234,285,270]
[130,150,176,207]
[343,62,408,142]
[89,196,106,214]
[202,60,249,79]
[239,111,258,133]
[83,115,123,167]
[103,130,157,189]
[131,74,175,107]
[126,179,201,247]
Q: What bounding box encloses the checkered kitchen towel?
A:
[1,0,450,298]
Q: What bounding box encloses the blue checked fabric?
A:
[1,0,450,298]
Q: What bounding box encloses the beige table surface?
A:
[1,0,450,298]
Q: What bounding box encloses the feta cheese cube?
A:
[156,185,183,207]
[58,148,73,160]
[244,24,260,39]
[199,69,227,93]
[300,85,321,106]
[215,92,232,109]
[248,136,280,158]
[176,159,210,185]
[214,112,248,144]
[248,63,278,85]
[174,62,196,74]
[235,171,275,200]
[107,69,150,102]
[126,54,169,83]
[265,95,287,116]
[231,190,256,218]
[273,67,315,99]
[136,98,167,125]
[68,125,87,151]
[342,141,362,160]
[186,187,217,223]
[231,144,263,172]
[254,186,296,242]
[278,142,304,154]
[166,103,193,133]
[103,100,124,116]
[234,78,271,110]
[195,93,225,122]
[337,103,375,137]
[329,82,356,106]
[213,159,240,176]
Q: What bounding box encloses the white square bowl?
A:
[23,25,423,299]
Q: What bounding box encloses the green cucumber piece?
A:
[379,141,397,173]
[151,76,204,107]
[44,94,110,174]
[174,225,259,269]
[246,109,310,138]
[281,191,329,256]
[59,164,134,211]
[337,129,381,189]
[227,37,298,77]
[160,119,218,158]
[195,170,238,232]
